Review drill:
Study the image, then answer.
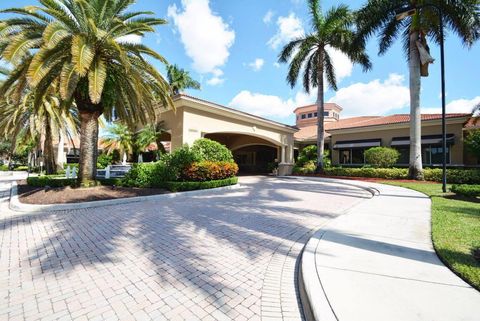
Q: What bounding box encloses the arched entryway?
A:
[204,133,280,174]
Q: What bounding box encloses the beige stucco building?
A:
[294,104,479,167]
[157,94,297,175]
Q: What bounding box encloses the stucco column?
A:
[280,146,286,164]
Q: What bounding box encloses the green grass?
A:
[383,181,480,290]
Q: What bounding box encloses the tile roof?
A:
[294,113,471,140]
[464,117,480,129]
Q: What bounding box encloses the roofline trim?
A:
[173,94,298,133]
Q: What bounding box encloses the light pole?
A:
[395,4,447,192]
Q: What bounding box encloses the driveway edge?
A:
[292,177,378,321]
[9,181,245,212]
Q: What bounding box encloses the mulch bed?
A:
[16,180,169,204]
[293,174,437,184]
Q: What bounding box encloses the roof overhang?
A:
[391,134,455,146]
[326,116,470,135]
[164,94,298,134]
[333,139,381,149]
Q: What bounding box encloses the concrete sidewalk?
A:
[300,178,480,321]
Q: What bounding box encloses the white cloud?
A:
[325,46,353,84]
[228,90,316,118]
[268,13,304,49]
[263,10,274,24]
[206,68,225,86]
[248,58,265,72]
[168,0,235,84]
[328,73,410,117]
[273,62,281,68]
[422,96,480,114]
[116,34,142,44]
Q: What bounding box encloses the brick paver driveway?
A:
[1,176,370,321]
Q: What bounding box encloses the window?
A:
[339,148,366,164]
[324,111,329,116]
[393,145,451,165]
[307,113,313,118]
[314,112,318,117]
[301,114,306,119]
[396,147,409,164]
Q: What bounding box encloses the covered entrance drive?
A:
[204,133,279,174]
[157,94,297,175]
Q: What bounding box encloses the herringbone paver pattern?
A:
[0,176,370,320]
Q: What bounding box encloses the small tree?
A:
[465,129,480,159]
[296,145,331,169]
[364,147,400,168]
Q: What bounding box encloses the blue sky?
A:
[1,0,479,125]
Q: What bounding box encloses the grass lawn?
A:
[383,182,480,290]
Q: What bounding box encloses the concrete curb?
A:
[9,181,246,212]
[294,177,379,321]
[279,175,380,197]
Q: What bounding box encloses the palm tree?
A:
[278,0,371,171]
[136,121,168,159]
[0,84,78,174]
[474,103,480,116]
[356,1,480,179]
[101,123,134,165]
[167,64,201,95]
[0,0,173,185]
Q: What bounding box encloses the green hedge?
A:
[320,167,480,184]
[27,176,77,187]
[27,176,122,188]
[164,177,238,192]
[0,165,8,171]
[451,184,480,197]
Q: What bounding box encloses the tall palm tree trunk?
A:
[56,132,65,172]
[78,110,101,185]
[408,31,424,180]
[316,50,326,172]
[44,121,56,175]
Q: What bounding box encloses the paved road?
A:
[0,176,370,321]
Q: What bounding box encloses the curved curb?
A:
[296,178,379,321]
[9,181,246,212]
[280,175,380,197]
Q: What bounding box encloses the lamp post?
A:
[395,4,447,192]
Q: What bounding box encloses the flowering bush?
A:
[182,161,239,181]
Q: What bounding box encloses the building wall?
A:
[157,101,296,165]
[330,122,465,165]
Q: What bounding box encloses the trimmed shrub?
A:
[191,138,233,162]
[161,145,201,181]
[27,176,122,188]
[13,166,29,171]
[0,165,8,171]
[323,167,409,179]
[451,184,480,197]
[122,162,173,188]
[165,177,238,192]
[424,168,480,184]
[317,167,480,184]
[364,147,400,168]
[293,161,316,174]
[27,176,77,187]
[181,161,239,181]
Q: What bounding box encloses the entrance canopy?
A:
[156,94,298,174]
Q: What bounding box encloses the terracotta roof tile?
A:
[294,113,471,140]
[464,117,480,129]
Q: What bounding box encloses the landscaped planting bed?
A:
[22,139,240,203]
